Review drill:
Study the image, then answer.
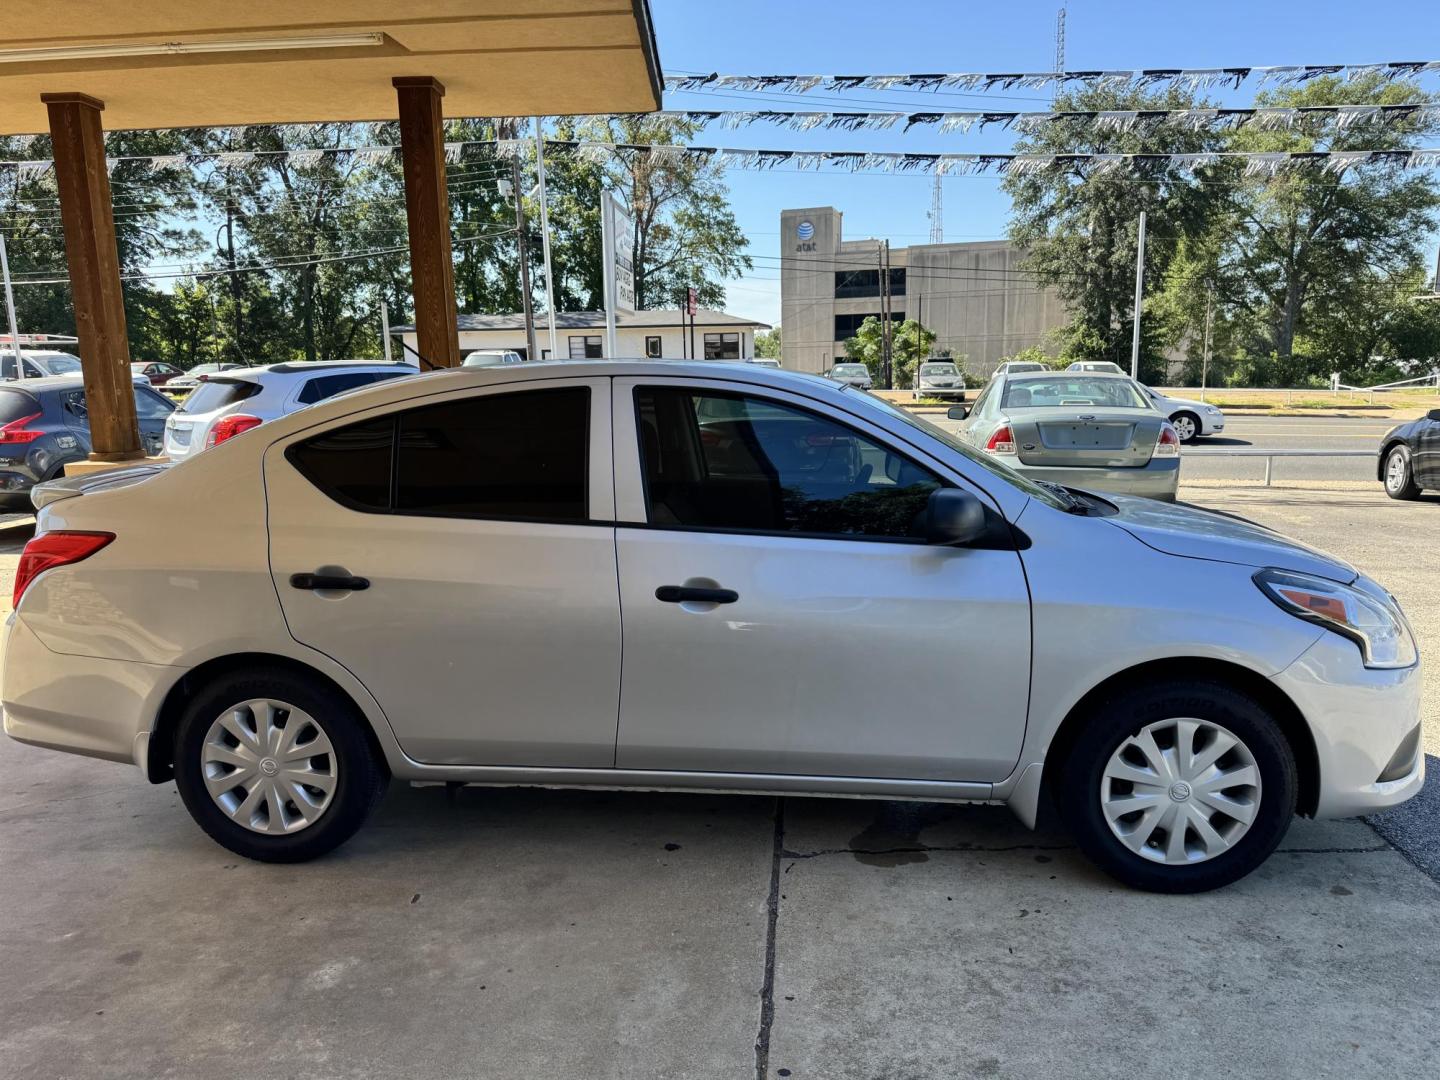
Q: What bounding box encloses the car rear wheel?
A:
[1383,445,1421,500]
[173,667,387,862]
[1059,679,1296,893]
[1170,411,1200,443]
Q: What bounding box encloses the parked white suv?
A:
[7,363,1421,893]
[163,361,416,461]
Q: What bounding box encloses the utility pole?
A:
[533,117,559,360]
[880,241,894,388]
[507,122,538,362]
[0,231,23,378]
[1200,280,1214,402]
[1053,6,1067,105]
[928,174,943,245]
[1129,210,1147,379]
[381,299,393,363]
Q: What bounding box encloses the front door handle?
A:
[655,585,738,604]
[291,572,370,592]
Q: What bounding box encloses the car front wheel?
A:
[1383,445,1421,500]
[1059,679,1296,893]
[173,667,388,862]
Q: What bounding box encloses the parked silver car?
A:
[954,371,1180,500]
[826,362,872,390]
[912,361,966,401]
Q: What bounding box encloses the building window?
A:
[645,335,663,359]
[703,332,740,360]
[834,312,904,341]
[568,335,603,359]
[833,267,905,299]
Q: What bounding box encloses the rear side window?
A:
[296,371,404,406]
[0,389,40,424]
[179,379,261,414]
[287,387,590,523]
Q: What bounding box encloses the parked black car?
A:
[1378,407,1440,500]
[0,377,174,510]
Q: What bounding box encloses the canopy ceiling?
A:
[0,1,661,134]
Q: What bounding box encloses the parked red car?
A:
[130,361,185,386]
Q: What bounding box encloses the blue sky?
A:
[649,0,1440,326]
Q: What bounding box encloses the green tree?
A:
[540,115,751,312]
[1003,86,1224,381]
[754,326,781,359]
[842,317,936,388]
[1162,75,1440,383]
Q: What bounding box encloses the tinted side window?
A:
[636,388,942,539]
[296,371,394,405]
[134,387,175,419]
[287,416,395,511]
[395,388,589,521]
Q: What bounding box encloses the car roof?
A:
[217,360,419,381]
[0,375,152,394]
[1004,369,1133,381]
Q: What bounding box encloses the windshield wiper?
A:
[1035,479,1086,513]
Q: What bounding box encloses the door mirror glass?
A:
[1426,408,1440,422]
[947,405,969,420]
[925,488,987,546]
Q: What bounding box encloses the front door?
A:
[265,378,621,767]
[1414,414,1440,487]
[611,379,1032,783]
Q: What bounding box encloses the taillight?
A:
[0,412,44,445]
[984,424,1017,455]
[1154,422,1181,458]
[206,414,263,448]
[13,531,114,608]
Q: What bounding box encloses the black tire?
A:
[173,667,388,862]
[1171,411,1202,444]
[1383,444,1421,500]
[1059,679,1297,893]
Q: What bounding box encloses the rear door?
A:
[265,377,621,767]
[1413,416,1440,486]
[132,386,173,456]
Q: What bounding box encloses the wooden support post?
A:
[42,92,143,462]
[393,77,460,369]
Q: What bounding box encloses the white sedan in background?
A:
[1141,385,1226,443]
[6,362,1421,894]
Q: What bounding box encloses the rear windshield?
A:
[833,365,867,375]
[0,388,39,424]
[1001,376,1150,410]
[179,378,261,414]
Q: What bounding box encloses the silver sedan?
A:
[953,371,1180,500]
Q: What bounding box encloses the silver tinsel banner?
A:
[645,104,1440,135]
[6,141,1440,180]
[664,61,1440,95]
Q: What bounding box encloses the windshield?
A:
[855,390,1071,511]
[833,364,867,375]
[920,363,958,376]
[1001,376,1151,410]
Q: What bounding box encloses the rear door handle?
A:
[291,573,370,592]
[655,585,738,604]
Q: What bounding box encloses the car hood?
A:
[1100,493,1357,583]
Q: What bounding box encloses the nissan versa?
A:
[2,363,1422,893]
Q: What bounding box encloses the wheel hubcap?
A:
[1100,718,1261,865]
[1387,451,1406,490]
[1174,416,1196,440]
[201,699,337,835]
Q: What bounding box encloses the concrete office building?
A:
[779,206,1068,377]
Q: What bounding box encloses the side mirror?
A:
[1427,408,1440,422]
[947,405,969,420]
[924,488,988,546]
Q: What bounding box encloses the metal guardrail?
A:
[1184,447,1374,486]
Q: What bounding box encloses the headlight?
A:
[1254,568,1417,669]
[1204,405,1222,414]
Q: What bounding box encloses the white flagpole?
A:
[1130,210,1147,379]
[0,232,24,380]
[533,117,559,360]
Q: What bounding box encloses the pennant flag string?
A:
[639,104,1440,135]
[663,60,1440,95]
[5,141,1440,181]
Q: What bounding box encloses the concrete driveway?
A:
[2,485,1439,1079]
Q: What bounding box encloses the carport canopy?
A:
[0,2,662,462]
